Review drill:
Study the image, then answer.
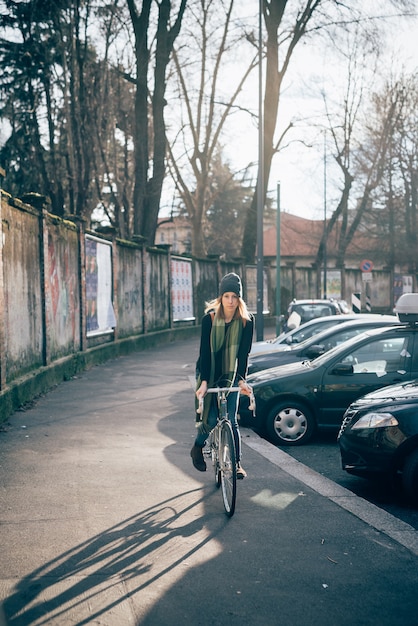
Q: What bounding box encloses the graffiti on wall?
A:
[86,236,117,335]
[48,231,78,347]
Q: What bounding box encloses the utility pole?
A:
[323,131,327,299]
[276,182,281,335]
[256,0,264,340]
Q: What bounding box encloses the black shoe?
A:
[190,444,206,472]
[237,463,247,479]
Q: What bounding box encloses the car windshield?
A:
[308,329,372,366]
[291,304,335,323]
[287,324,362,352]
[274,319,338,345]
[310,325,400,368]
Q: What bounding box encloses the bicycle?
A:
[197,386,255,517]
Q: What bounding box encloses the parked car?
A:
[241,293,418,447]
[250,314,392,356]
[338,380,418,505]
[248,316,400,374]
[336,300,351,314]
[283,298,344,332]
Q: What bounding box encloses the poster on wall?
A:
[171,257,194,321]
[326,270,341,300]
[85,236,117,335]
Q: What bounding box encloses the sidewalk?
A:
[1,336,418,626]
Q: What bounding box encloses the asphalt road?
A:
[1,336,418,625]
[280,430,418,531]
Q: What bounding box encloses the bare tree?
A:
[372,73,418,274]
[166,0,257,257]
[314,23,378,271]
[313,18,410,276]
[241,0,417,263]
[395,75,418,271]
[241,0,323,262]
[127,0,187,245]
[337,86,405,265]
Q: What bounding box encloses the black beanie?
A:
[219,272,242,298]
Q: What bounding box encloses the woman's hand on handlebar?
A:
[239,380,256,413]
[238,380,252,397]
[196,380,208,401]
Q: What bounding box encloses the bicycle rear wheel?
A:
[219,420,237,517]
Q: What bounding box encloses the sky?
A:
[1,1,415,225]
[218,7,418,223]
[280,20,417,221]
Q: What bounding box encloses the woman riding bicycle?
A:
[191,272,254,479]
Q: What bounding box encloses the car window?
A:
[342,336,410,374]
[321,327,368,351]
[306,325,380,353]
[288,319,337,343]
[291,304,335,323]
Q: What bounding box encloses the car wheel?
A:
[266,401,315,446]
[402,449,418,505]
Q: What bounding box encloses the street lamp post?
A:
[256,0,264,341]
[276,182,281,335]
[323,131,327,299]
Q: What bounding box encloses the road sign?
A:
[360,259,374,272]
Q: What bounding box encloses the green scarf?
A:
[195,310,243,430]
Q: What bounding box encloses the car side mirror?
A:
[305,344,325,358]
[332,363,354,375]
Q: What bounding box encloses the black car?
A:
[248,315,399,374]
[338,380,418,505]
[241,294,418,446]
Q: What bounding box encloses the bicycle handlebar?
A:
[206,386,241,393]
[196,386,256,415]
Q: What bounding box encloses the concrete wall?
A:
[0,195,242,422]
[271,264,392,315]
[144,247,170,332]
[115,243,144,338]
[45,215,81,360]
[3,200,44,382]
[0,191,396,422]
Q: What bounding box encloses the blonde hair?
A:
[205,295,251,322]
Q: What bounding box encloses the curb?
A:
[242,428,418,557]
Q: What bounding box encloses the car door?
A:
[315,331,415,427]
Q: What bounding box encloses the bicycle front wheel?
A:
[209,428,221,488]
[219,420,237,517]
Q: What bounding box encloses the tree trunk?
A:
[129,0,186,245]
[128,0,152,237]
[241,0,320,262]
